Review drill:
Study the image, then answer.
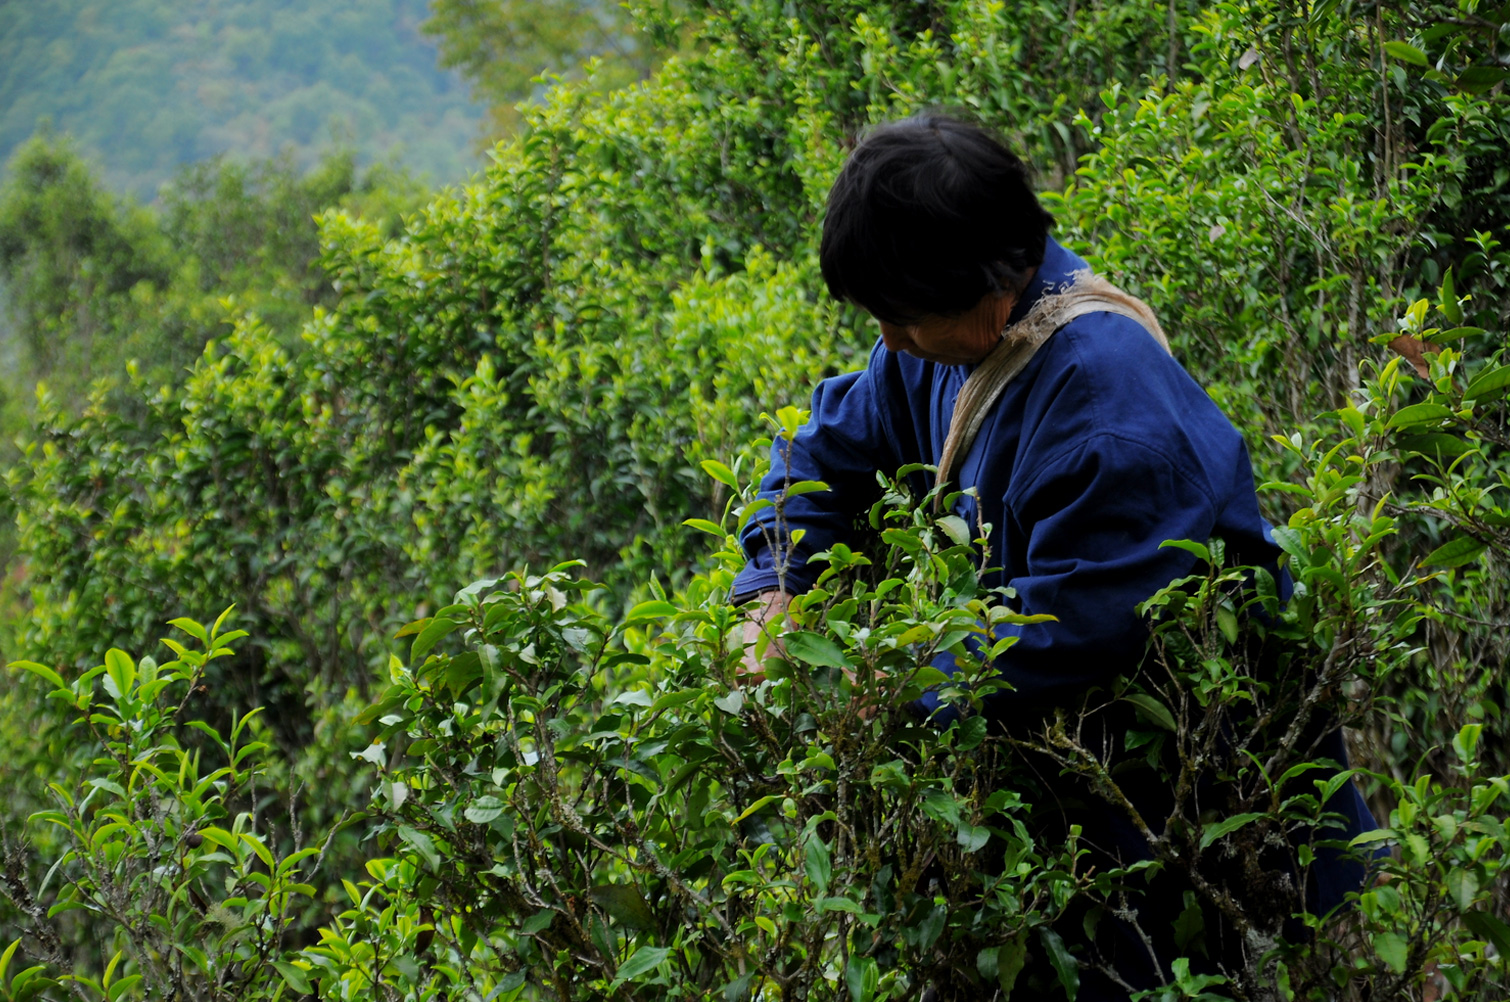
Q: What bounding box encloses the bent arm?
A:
[732,346,905,599]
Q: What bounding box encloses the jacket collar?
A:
[1005,235,1089,327]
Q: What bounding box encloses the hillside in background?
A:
[0,0,484,199]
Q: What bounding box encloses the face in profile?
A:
[874,289,1018,366]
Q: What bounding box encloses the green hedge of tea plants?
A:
[1,0,1507,998]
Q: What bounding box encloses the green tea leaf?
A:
[615,945,670,981]
[464,796,505,824]
[626,600,678,620]
[1386,402,1453,429]
[410,618,459,662]
[520,911,554,935]
[1270,526,1307,562]
[1373,930,1408,973]
[616,941,670,983]
[1382,41,1428,66]
[1199,812,1268,849]
[1438,265,1459,324]
[700,460,738,489]
[1172,892,1205,953]
[167,617,209,643]
[272,962,313,995]
[936,514,972,546]
[1463,910,1510,954]
[921,789,962,827]
[734,794,781,823]
[1396,433,1473,459]
[957,821,990,852]
[397,825,441,872]
[1465,364,1510,402]
[782,479,830,497]
[845,954,878,1002]
[1159,538,1211,564]
[818,896,862,912]
[781,631,850,668]
[650,689,701,713]
[1425,326,1484,344]
[999,933,1028,993]
[11,661,66,691]
[1123,694,1176,732]
[1038,926,1080,1000]
[591,884,656,930]
[804,835,832,894]
[1456,66,1508,94]
[1216,605,1239,645]
[1446,868,1479,911]
[1421,536,1486,569]
[611,688,654,707]
[724,972,754,1002]
[954,714,989,751]
[1452,723,1482,764]
[0,937,22,984]
[103,649,136,701]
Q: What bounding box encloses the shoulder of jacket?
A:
[1050,310,1175,374]
[1009,314,1231,498]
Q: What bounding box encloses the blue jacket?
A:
[734,238,1376,954]
[735,238,1280,700]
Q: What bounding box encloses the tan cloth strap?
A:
[934,270,1171,503]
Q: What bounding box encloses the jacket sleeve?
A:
[731,344,904,599]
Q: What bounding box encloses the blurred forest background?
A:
[0,0,658,439]
[0,0,483,199]
[0,0,1506,999]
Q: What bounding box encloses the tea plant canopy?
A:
[0,0,1507,999]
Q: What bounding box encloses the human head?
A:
[819,113,1054,325]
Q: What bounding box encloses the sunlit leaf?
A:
[615,945,670,981]
[1382,41,1427,66]
[1421,536,1486,569]
[781,630,850,668]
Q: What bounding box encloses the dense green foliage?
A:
[0,136,427,716]
[0,135,427,432]
[422,0,676,135]
[0,0,1508,998]
[0,0,482,199]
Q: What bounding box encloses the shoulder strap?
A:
[933,271,1171,504]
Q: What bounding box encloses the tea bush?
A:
[1,0,1508,997]
[8,395,1508,996]
[2,613,330,1001]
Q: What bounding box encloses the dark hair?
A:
[819,114,1054,324]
